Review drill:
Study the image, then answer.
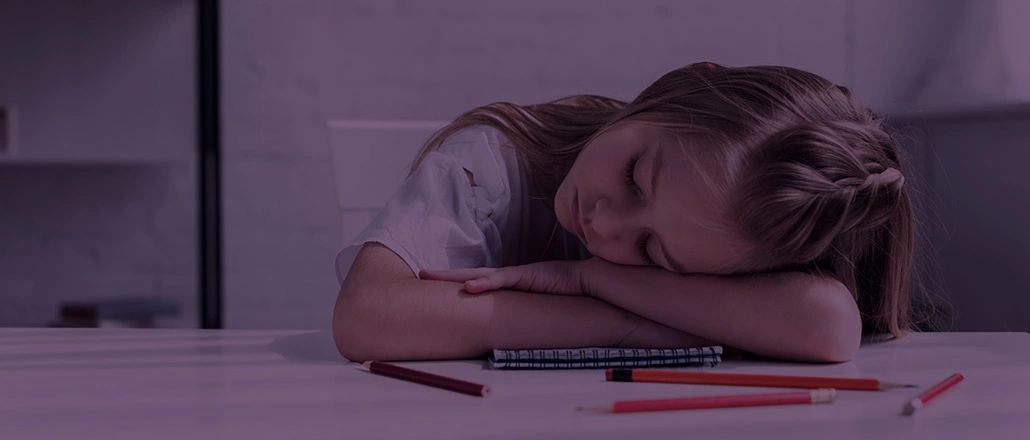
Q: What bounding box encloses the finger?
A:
[467,269,523,294]
[419,268,494,282]
[464,276,498,293]
[463,278,487,293]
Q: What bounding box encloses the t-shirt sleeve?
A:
[334,126,515,284]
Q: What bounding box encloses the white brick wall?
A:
[221,0,860,329]
[0,166,197,327]
[222,0,1028,331]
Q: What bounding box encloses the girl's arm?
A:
[333,243,712,362]
[582,258,862,363]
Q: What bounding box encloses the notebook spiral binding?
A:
[489,346,723,369]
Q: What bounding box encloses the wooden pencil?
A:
[362,361,491,397]
[606,369,915,391]
[579,388,838,414]
[903,373,964,415]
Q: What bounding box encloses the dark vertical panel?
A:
[198,0,221,329]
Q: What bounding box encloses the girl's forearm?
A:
[486,290,708,351]
[336,280,704,361]
[584,260,862,362]
[614,317,719,349]
[335,245,609,361]
[336,245,717,362]
[335,244,705,361]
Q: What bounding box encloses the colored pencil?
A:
[903,373,964,415]
[361,361,491,397]
[606,369,914,391]
[579,388,838,414]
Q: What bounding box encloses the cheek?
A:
[589,239,637,266]
[571,157,613,189]
[557,169,576,196]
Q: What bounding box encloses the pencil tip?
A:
[880,382,919,390]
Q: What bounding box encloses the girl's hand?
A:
[419,258,606,296]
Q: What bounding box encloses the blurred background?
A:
[0,0,1027,331]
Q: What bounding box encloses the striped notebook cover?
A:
[489,346,722,369]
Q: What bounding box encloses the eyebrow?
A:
[648,146,688,274]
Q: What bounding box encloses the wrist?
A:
[613,314,645,347]
[577,257,611,299]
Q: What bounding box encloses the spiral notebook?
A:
[488,346,723,369]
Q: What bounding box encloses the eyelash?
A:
[625,155,653,265]
[624,155,643,196]
[637,233,654,265]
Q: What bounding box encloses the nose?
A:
[587,198,633,242]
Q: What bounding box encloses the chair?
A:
[325,120,448,279]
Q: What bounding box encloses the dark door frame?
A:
[198,0,221,329]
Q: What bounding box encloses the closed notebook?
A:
[489,346,722,369]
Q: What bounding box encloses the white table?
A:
[2,329,1028,440]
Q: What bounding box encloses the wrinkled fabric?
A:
[335,125,590,283]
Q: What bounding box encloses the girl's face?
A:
[555,122,750,275]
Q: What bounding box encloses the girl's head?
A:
[414,62,918,336]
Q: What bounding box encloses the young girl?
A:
[332,62,919,363]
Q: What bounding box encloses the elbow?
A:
[332,322,373,363]
[808,327,860,363]
[800,280,863,363]
[332,286,378,362]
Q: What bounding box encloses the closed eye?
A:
[624,154,643,195]
[637,233,654,265]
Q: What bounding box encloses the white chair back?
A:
[326,120,448,276]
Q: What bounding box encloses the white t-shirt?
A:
[335,125,592,283]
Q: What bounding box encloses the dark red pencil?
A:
[362,361,491,397]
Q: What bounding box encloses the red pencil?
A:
[579,388,837,414]
[361,361,491,397]
[903,373,963,415]
[606,368,914,391]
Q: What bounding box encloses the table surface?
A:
[2,329,1028,440]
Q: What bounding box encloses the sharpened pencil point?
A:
[879,381,918,390]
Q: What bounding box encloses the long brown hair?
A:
[409,94,626,207]
[410,62,927,337]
